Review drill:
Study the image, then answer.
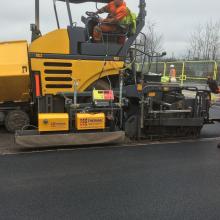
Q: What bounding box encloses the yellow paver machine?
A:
[0,0,212,147]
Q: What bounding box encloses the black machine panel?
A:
[68,26,123,57]
[80,42,123,56]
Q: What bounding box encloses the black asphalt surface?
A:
[1,141,220,220]
[0,106,220,219]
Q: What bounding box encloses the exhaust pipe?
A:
[31,0,41,41]
[35,0,40,31]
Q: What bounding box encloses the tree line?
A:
[139,20,220,61]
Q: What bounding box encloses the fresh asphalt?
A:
[0,106,220,220]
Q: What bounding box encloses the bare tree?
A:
[187,20,220,60]
[136,20,164,62]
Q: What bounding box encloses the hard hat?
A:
[170,64,175,68]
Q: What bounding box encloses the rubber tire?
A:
[4,110,30,133]
[86,79,110,91]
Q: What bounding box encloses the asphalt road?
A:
[0,106,220,219]
[1,140,220,220]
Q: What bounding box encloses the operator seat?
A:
[101,24,131,44]
[68,14,135,56]
[81,15,132,44]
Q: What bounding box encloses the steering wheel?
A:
[86,11,99,19]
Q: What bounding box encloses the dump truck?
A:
[0,0,212,147]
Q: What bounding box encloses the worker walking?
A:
[93,0,128,42]
[169,64,177,83]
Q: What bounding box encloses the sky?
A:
[0,0,219,57]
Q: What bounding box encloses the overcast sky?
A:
[0,0,219,57]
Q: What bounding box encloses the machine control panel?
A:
[92,90,114,102]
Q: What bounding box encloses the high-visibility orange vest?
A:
[107,1,128,21]
[170,68,176,78]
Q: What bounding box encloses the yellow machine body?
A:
[29,29,124,95]
[30,58,123,95]
[0,41,30,102]
[38,113,69,132]
[29,29,70,54]
[76,113,105,130]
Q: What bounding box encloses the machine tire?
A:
[87,79,110,91]
[4,110,30,133]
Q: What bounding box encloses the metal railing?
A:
[137,60,220,86]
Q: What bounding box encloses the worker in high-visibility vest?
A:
[93,0,128,42]
[93,0,136,44]
[169,64,177,83]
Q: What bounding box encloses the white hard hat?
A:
[170,64,175,68]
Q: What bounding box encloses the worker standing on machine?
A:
[93,0,128,42]
[169,64,177,83]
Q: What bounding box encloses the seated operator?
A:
[93,0,128,42]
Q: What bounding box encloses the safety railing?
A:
[137,60,219,86]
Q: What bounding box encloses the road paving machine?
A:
[0,0,212,147]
